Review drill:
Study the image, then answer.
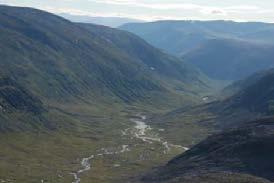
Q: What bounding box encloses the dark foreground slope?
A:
[139,70,274,182]
[142,117,274,183]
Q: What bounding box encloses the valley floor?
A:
[70,114,188,183]
[0,106,206,183]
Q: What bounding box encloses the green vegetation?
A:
[2,5,274,183]
[0,5,214,183]
[0,102,192,183]
[0,5,213,132]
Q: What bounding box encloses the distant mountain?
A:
[182,39,274,80]
[120,21,274,81]
[59,13,143,27]
[120,20,274,56]
[142,117,274,183]
[0,5,210,131]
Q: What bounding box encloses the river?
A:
[70,114,188,183]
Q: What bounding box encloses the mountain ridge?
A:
[120,20,274,81]
[120,20,274,56]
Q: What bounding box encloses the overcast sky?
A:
[1,0,274,22]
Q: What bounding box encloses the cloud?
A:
[88,0,267,16]
[1,0,273,23]
[89,0,261,12]
[89,0,208,10]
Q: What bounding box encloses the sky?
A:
[0,0,274,22]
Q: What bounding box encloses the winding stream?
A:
[70,145,130,183]
[128,115,189,153]
[70,114,188,183]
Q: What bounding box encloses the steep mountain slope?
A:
[79,23,209,90]
[0,5,209,109]
[0,75,48,132]
[0,6,215,182]
[0,76,43,114]
[0,5,156,103]
[142,117,274,183]
[182,39,274,80]
[120,20,274,56]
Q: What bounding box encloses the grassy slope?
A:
[0,5,213,108]
[0,5,214,182]
[0,5,211,131]
[79,23,213,96]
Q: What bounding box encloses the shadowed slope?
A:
[142,117,274,183]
